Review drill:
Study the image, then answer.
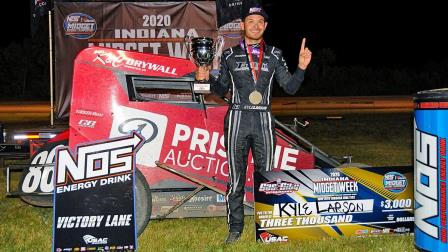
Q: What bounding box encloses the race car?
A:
[3,47,340,236]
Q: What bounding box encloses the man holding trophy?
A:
[195,3,312,244]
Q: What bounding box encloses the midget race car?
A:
[2,47,341,236]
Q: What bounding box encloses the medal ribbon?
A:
[244,40,264,84]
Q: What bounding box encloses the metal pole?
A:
[49,10,54,126]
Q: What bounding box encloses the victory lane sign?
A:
[53,133,144,252]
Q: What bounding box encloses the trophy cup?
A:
[185,36,224,93]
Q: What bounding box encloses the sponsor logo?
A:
[216,194,226,203]
[313,176,358,195]
[370,229,382,234]
[414,124,439,239]
[249,7,262,14]
[152,195,168,203]
[234,62,268,72]
[118,118,157,144]
[259,232,288,243]
[259,179,300,195]
[78,119,97,129]
[169,194,184,202]
[355,229,369,235]
[110,106,168,167]
[188,195,213,203]
[183,205,203,211]
[93,49,177,75]
[35,0,47,8]
[75,109,104,117]
[64,13,97,39]
[393,227,410,233]
[83,235,108,245]
[383,172,407,193]
[55,133,143,185]
[207,204,226,212]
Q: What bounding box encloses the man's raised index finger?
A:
[301,38,306,51]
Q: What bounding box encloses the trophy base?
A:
[194,83,211,94]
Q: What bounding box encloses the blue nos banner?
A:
[253,166,414,243]
[53,133,144,252]
[414,95,448,251]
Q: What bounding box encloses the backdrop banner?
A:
[54,1,242,119]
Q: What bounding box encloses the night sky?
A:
[3,1,448,68]
[263,1,448,68]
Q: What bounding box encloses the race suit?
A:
[210,41,305,233]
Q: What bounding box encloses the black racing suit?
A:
[210,42,305,233]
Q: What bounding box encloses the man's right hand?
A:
[195,66,211,81]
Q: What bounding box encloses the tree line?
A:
[0,24,49,100]
[1,28,447,100]
[292,48,448,97]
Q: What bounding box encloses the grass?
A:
[293,113,414,166]
[0,114,416,251]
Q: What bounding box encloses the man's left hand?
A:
[298,38,312,70]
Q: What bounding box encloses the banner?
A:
[53,133,144,252]
[215,0,263,27]
[54,2,241,119]
[254,166,414,243]
[215,0,243,28]
[31,0,50,36]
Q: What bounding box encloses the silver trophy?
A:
[185,36,224,93]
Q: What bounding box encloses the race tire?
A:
[20,168,152,237]
[135,168,152,236]
[20,194,53,207]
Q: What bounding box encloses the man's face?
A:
[241,15,267,41]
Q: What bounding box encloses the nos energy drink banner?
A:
[254,167,414,243]
[415,89,448,251]
[52,133,144,252]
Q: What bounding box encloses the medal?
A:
[249,90,263,105]
[243,40,264,105]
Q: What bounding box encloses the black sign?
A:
[53,133,144,252]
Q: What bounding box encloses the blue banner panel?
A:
[414,93,448,251]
